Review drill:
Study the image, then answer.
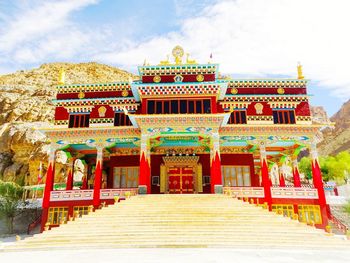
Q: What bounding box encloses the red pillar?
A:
[93,147,103,207]
[65,159,74,190]
[292,159,302,187]
[279,173,286,187]
[41,148,56,232]
[261,158,272,209]
[311,158,328,227]
[139,152,151,194]
[210,152,222,193]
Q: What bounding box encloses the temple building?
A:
[40,46,328,231]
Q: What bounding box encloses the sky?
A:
[0,0,349,116]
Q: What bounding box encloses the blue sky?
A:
[0,0,349,116]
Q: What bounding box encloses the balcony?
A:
[223,187,265,198]
[50,188,138,202]
[270,187,318,199]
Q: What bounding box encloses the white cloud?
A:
[1,0,350,103]
[0,0,98,64]
[94,0,350,100]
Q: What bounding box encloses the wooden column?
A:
[41,144,57,232]
[93,146,104,207]
[279,166,286,187]
[310,142,328,227]
[139,133,151,194]
[259,142,272,209]
[65,157,75,190]
[43,146,56,209]
[210,132,222,193]
[292,157,302,187]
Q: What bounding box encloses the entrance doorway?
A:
[160,156,203,194]
[168,166,194,194]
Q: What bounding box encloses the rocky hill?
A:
[0,62,135,186]
[318,99,350,156]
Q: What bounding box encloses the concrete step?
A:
[4,194,350,251]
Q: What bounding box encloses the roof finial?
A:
[172,45,184,64]
[186,53,196,64]
[159,55,170,65]
[58,68,65,85]
[297,62,304,79]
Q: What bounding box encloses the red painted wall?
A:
[246,102,272,116]
[90,105,115,119]
[55,106,69,120]
[295,101,311,116]
[221,154,258,186]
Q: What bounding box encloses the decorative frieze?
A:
[57,82,131,93]
[54,98,137,107]
[135,82,227,97]
[228,79,307,88]
[223,95,308,103]
[138,64,218,76]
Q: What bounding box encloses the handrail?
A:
[27,214,42,235]
[329,214,348,234]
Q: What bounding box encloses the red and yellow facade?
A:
[40,46,328,231]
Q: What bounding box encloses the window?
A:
[73,206,90,218]
[228,110,247,124]
[47,207,68,225]
[298,205,322,224]
[114,112,132,126]
[152,176,160,186]
[203,176,210,184]
[272,204,294,218]
[221,166,251,186]
[68,114,90,128]
[203,99,211,113]
[147,99,212,114]
[113,167,139,188]
[273,110,296,124]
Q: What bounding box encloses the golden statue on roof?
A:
[172,45,184,64]
[297,62,304,79]
[58,68,65,85]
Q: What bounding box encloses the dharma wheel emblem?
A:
[172,45,184,58]
[122,90,129,97]
[153,75,161,83]
[196,74,204,82]
[172,45,184,64]
[277,87,285,94]
[231,88,238,94]
[78,91,85,99]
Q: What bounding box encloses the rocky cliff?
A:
[318,99,350,156]
[0,62,134,185]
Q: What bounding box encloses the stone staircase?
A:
[5,194,350,250]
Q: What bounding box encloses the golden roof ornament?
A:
[186,53,196,64]
[58,68,65,85]
[159,55,170,65]
[297,62,304,79]
[172,45,184,64]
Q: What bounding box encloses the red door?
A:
[168,166,194,194]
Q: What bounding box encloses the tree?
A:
[298,157,312,182]
[0,180,24,234]
[320,151,350,185]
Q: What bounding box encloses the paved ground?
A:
[0,247,349,263]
